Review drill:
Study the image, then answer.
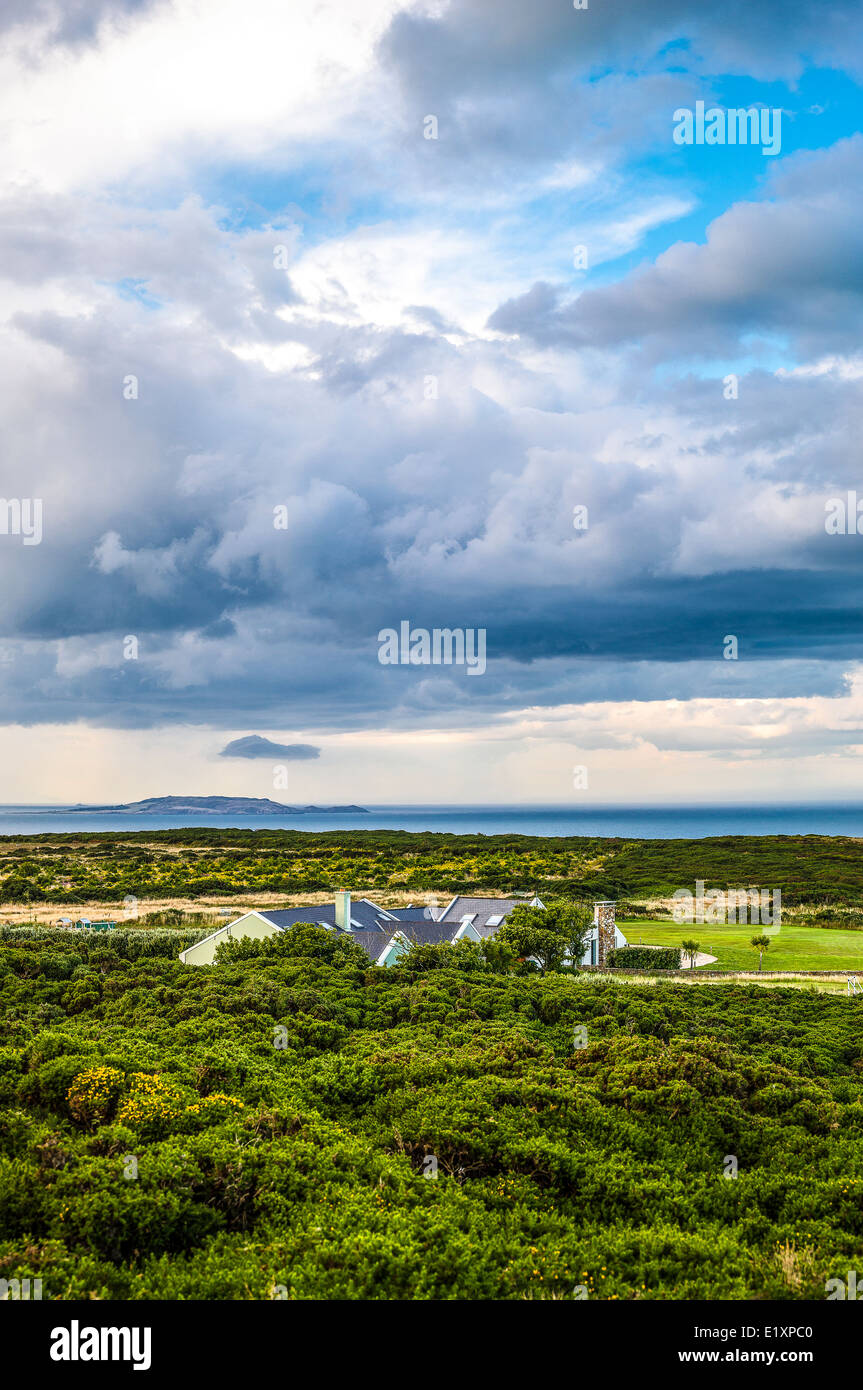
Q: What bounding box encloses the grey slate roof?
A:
[389,922,464,947]
[438,895,524,937]
[239,889,539,945]
[242,896,541,956]
[342,931,391,963]
[259,899,397,933]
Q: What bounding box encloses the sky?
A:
[0,0,862,806]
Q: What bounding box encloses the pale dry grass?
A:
[0,888,441,925]
[775,1240,818,1293]
[591,972,851,994]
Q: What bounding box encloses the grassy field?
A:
[620,918,863,971]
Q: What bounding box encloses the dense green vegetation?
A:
[1,924,862,1300]
[3,828,863,908]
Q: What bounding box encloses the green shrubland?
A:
[4,828,863,907]
[0,924,861,1299]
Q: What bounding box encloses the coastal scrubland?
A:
[3,828,863,911]
[1,923,862,1300]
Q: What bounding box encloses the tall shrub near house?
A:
[496,901,592,974]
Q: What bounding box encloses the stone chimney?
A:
[334,889,351,931]
[595,901,616,968]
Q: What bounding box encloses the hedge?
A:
[606,945,682,970]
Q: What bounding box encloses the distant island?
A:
[40,796,369,816]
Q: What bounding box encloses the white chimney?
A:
[334,889,351,931]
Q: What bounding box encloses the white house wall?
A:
[179,912,282,966]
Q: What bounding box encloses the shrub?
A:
[606,946,682,970]
[215,923,370,969]
[116,1073,186,1139]
[496,901,592,974]
[67,1067,127,1128]
[393,940,486,974]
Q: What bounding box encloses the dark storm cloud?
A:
[1,132,862,733]
[219,736,320,760]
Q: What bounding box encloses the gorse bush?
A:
[66,1067,126,1128]
[0,926,861,1299]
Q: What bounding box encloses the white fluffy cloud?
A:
[0,0,860,800]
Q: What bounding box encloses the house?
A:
[385,905,440,922]
[429,894,627,965]
[179,890,488,967]
[178,890,626,968]
[435,894,545,937]
[179,890,418,966]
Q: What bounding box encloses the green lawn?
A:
[619,918,863,972]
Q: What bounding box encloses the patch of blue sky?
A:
[582,68,859,284]
[644,68,858,198]
[201,160,395,241]
[653,335,797,385]
[97,65,857,325]
[107,278,162,310]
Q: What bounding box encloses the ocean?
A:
[0,804,862,838]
